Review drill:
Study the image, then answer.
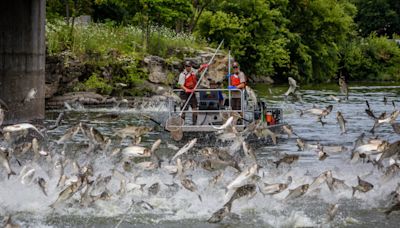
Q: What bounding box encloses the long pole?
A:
[228,50,231,109]
[179,40,224,116]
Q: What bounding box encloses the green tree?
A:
[187,0,215,33]
[352,0,400,37]
[283,0,356,82]
[342,34,400,81]
[196,0,291,79]
[130,0,192,52]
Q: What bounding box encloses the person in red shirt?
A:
[178,60,208,125]
[228,61,247,112]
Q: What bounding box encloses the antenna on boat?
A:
[228,50,232,109]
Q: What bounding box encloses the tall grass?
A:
[46,20,207,58]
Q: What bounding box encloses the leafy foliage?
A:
[342,34,400,81]
[283,0,357,82]
[81,73,113,94]
[196,0,291,78]
[351,0,400,38]
[46,0,400,83]
[46,20,204,58]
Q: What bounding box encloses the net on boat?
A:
[165,116,184,141]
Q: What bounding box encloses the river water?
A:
[1,83,400,227]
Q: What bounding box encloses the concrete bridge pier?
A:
[0,0,46,125]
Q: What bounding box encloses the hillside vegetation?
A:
[46,0,400,96]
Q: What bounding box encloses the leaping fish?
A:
[22,88,37,104]
[171,138,197,161]
[3,123,44,138]
[226,164,259,191]
[0,148,16,179]
[212,116,234,130]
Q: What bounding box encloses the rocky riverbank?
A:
[45,47,275,109]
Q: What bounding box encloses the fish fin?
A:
[8,171,16,179]
[273,161,280,168]
[271,134,277,145]
[140,184,146,192]
[299,110,304,117]
[16,158,22,166]
[365,100,371,109]
[234,162,242,172]
[318,117,327,126]
[49,202,56,209]
[352,187,357,197]
[384,209,392,216]
[198,194,202,202]
[171,172,178,179]
[369,123,377,134]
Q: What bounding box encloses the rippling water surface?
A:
[1,83,400,227]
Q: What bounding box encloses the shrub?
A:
[342,34,400,81]
[83,73,113,94]
[46,20,207,58]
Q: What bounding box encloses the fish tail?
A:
[299,110,304,117]
[234,162,242,172]
[369,127,375,134]
[271,134,277,145]
[384,209,392,217]
[140,184,146,192]
[49,202,56,209]
[7,171,16,179]
[15,158,22,166]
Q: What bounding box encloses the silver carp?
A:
[22,88,37,104]
[352,176,373,196]
[260,176,292,195]
[284,184,309,201]
[336,111,347,134]
[0,149,16,179]
[273,154,299,168]
[171,138,197,161]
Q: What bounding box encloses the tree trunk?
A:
[188,1,210,33]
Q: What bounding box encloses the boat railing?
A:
[167,88,249,130]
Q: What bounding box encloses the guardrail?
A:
[169,88,245,116]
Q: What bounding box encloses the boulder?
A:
[251,75,274,84]
[144,56,168,84]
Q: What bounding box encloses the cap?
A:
[233,62,239,68]
[184,60,192,67]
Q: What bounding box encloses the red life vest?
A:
[184,71,197,89]
[230,74,241,87]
